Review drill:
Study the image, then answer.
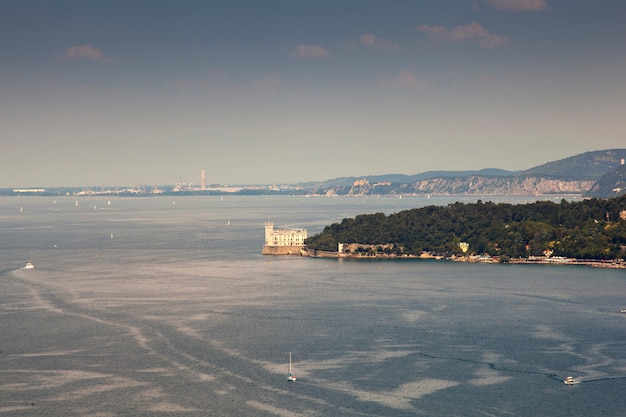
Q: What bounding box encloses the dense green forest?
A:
[305,196,626,260]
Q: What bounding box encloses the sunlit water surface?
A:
[1,195,624,416]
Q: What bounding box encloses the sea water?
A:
[0,195,624,416]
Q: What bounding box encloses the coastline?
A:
[299,249,626,268]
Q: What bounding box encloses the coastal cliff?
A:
[339,177,595,196]
[403,176,594,196]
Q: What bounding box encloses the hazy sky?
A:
[1,0,625,187]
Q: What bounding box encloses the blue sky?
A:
[1,0,625,187]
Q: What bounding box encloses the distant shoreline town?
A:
[4,183,297,197]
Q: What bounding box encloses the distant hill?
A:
[585,163,626,198]
[520,149,626,180]
[308,149,626,197]
[411,168,516,181]
[316,169,516,188]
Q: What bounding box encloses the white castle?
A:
[262,222,307,255]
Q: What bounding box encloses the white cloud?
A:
[290,44,331,59]
[477,0,547,11]
[378,70,432,91]
[418,22,508,48]
[359,33,399,50]
[63,44,113,63]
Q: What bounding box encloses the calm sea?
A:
[1,195,624,416]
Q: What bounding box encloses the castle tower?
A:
[265,222,274,245]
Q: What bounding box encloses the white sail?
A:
[287,352,296,381]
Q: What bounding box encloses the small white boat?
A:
[564,376,575,385]
[287,352,296,382]
[23,262,34,269]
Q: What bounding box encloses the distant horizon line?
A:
[1,169,523,190]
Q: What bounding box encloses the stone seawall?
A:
[262,245,305,255]
[300,249,340,258]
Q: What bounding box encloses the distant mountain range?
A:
[305,149,626,198]
[310,168,516,188]
[3,149,625,198]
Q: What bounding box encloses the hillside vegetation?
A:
[520,149,626,180]
[305,195,626,260]
[585,164,626,198]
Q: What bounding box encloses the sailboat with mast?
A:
[287,352,296,382]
